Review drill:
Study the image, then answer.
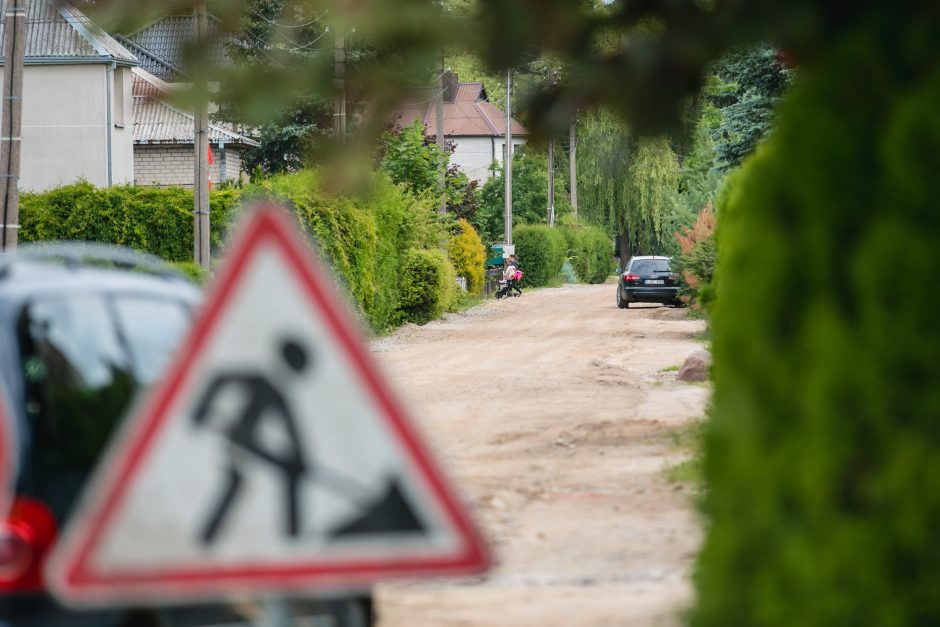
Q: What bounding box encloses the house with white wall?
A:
[0,0,137,191]
[117,14,257,188]
[132,68,258,188]
[393,73,527,184]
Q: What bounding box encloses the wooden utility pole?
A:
[503,70,512,246]
[435,49,446,213]
[547,137,555,227]
[0,0,26,251]
[569,117,578,218]
[193,0,210,268]
[333,32,346,140]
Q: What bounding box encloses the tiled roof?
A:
[132,68,258,147]
[121,14,231,81]
[392,82,527,138]
[0,0,136,64]
[454,82,484,103]
[117,36,182,81]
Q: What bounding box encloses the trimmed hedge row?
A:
[20,182,241,260]
[19,172,469,331]
[563,225,613,284]
[513,224,567,287]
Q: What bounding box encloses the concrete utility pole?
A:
[547,137,555,227]
[193,0,210,269]
[333,32,346,140]
[435,49,446,214]
[569,116,578,218]
[0,0,26,251]
[503,69,512,246]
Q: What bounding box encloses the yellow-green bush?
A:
[398,248,458,324]
[448,218,486,295]
[693,12,940,626]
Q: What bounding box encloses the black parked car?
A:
[0,244,252,627]
[616,256,682,309]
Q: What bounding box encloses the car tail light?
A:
[0,498,57,593]
[623,273,640,282]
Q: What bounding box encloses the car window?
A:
[630,259,671,275]
[16,294,192,518]
[112,296,192,384]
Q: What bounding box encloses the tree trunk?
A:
[616,232,632,271]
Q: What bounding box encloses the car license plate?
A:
[645,279,664,285]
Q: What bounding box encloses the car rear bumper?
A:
[622,286,679,302]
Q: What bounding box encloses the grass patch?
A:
[664,421,705,487]
[661,364,682,373]
[453,293,486,313]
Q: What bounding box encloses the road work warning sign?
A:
[45,205,490,606]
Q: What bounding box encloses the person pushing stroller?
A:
[497,254,523,298]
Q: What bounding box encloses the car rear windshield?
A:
[16,294,191,518]
[630,259,671,275]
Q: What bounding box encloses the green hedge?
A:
[693,13,940,626]
[563,225,612,284]
[20,182,241,260]
[513,224,566,287]
[398,248,458,324]
[19,172,458,333]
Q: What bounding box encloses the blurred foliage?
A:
[20,183,241,261]
[475,148,570,245]
[398,248,458,324]
[694,10,940,625]
[512,224,566,287]
[170,261,211,284]
[448,218,486,296]
[562,223,613,284]
[214,0,333,174]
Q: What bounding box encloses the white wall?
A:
[134,144,243,187]
[17,64,114,190]
[109,65,135,186]
[450,135,527,184]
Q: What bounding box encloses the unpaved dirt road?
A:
[372,283,708,626]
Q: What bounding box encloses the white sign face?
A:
[45,206,489,607]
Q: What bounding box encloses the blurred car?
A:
[616,256,682,309]
[0,244,251,627]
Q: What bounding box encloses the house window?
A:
[113,69,125,127]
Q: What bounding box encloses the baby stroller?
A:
[496,266,523,299]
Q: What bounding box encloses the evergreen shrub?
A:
[564,225,612,284]
[398,248,457,324]
[693,13,940,626]
[514,225,566,287]
[448,218,486,295]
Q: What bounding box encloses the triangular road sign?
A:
[45,205,490,606]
